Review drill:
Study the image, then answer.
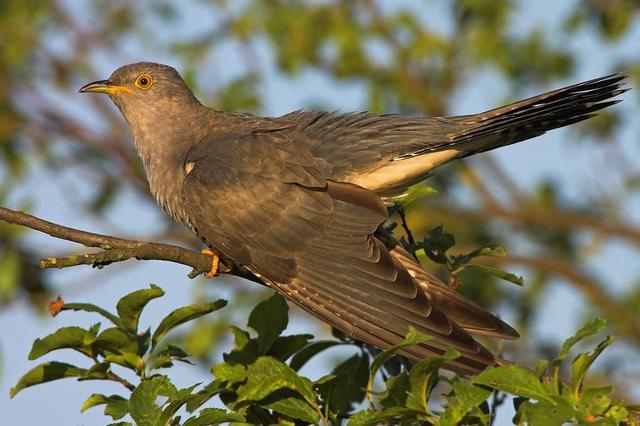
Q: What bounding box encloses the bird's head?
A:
[79,62,200,120]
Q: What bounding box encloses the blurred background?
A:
[1,0,639,424]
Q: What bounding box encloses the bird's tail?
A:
[414,72,628,159]
[371,73,628,199]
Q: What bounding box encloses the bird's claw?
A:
[201,248,220,278]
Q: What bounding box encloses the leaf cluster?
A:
[11,286,639,425]
[417,224,524,288]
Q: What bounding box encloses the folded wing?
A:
[181,130,515,374]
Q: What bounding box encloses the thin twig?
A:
[105,372,136,392]
[398,207,418,260]
[0,206,263,285]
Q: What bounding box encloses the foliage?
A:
[1,0,639,322]
[417,224,524,288]
[2,0,640,424]
[11,286,639,425]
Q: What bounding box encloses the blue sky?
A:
[1,1,639,424]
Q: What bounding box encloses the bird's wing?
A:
[390,245,519,339]
[181,130,496,374]
[180,130,329,274]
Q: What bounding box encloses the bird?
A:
[80,62,627,374]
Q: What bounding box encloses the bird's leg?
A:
[200,248,221,277]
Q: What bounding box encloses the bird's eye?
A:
[135,74,153,90]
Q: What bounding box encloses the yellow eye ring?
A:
[135,74,153,90]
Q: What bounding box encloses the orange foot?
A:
[201,248,221,278]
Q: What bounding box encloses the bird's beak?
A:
[79,79,133,95]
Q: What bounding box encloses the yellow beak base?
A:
[79,80,133,95]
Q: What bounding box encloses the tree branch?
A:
[0,206,263,285]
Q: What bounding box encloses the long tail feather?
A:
[426,73,628,157]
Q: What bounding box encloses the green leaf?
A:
[314,374,337,386]
[104,353,143,371]
[518,398,574,426]
[390,183,437,206]
[81,394,129,420]
[579,387,614,419]
[106,422,133,426]
[82,393,110,412]
[379,371,410,408]
[29,326,96,360]
[61,303,121,327]
[369,327,431,375]
[158,385,202,426]
[236,356,318,412]
[368,327,431,396]
[466,244,507,258]
[289,340,342,371]
[129,376,177,426]
[221,325,259,365]
[268,334,313,361]
[83,362,110,380]
[116,284,164,333]
[347,407,417,426]
[150,345,193,370]
[229,325,250,350]
[405,348,460,414]
[603,403,629,424]
[440,379,492,425]
[211,362,247,384]
[450,244,508,272]
[137,328,151,358]
[88,322,102,336]
[553,318,607,368]
[466,264,525,286]
[151,299,227,348]
[263,396,320,424]
[10,362,87,397]
[93,327,139,356]
[183,408,245,426]
[317,353,370,415]
[474,365,550,401]
[534,359,549,378]
[248,293,289,354]
[347,409,381,426]
[422,225,456,264]
[185,381,227,413]
[148,354,173,370]
[571,335,614,396]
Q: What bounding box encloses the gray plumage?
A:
[80,62,627,374]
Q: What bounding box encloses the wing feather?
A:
[391,245,519,339]
[181,130,515,374]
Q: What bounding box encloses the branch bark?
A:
[0,206,262,285]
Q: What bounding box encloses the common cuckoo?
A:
[80,62,626,374]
